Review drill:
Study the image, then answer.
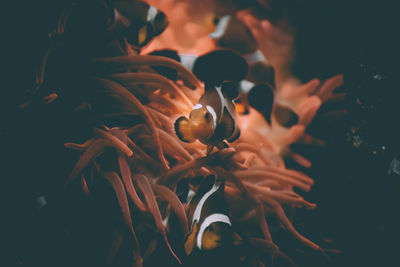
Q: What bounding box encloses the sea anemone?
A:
[31,1,345,266]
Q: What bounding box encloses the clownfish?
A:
[174,82,241,153]
[174,50,248,153]
[207,13,265,65]
[183,175,233,255]
[123,5,168,47]
[206,11,274,86]
[60,1,168,47]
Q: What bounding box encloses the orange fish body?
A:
[175,50,247,153]
[175,82,240,153]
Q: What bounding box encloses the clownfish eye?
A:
[204,112,210,120]
[208,225,214,232]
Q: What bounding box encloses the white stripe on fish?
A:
[193,103,203,110]
[192,183,220,227]
[147,6,158,22]
[209,15,231,39]
[196,213,232,249]
[242,50,266,65]
[206,105,217,128]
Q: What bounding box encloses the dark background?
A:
[2,0,399,266]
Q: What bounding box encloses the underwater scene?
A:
[3,0,399,267]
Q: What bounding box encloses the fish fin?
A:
[227,127,240,143]
[184,222,198,255]
[221,81,240,100]
[221,108,235,139]
[224,97,238,121]
[176,178,189,203]
[197,175,216,197]
[138,24,148,46]
[149,49,180,62]
[216,141,229,150]
[204,83,215,91]
[233,232,243,246]
[202,230,221,250]
[143,239,157,262]
[149,49,180,80]
[248,83,274,123]
[207,145,215,155]
[152,11,169,36]
[192,50,248,85]
[216,178,226,194]
[174,116,196,143]
[274,104,299,127]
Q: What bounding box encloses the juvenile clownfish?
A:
[124,5,168,47]
[207,12,274,86]
[207,13,265,64]
[183,175,233,255]
[174,50,248,153]
[175,82,241,153]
